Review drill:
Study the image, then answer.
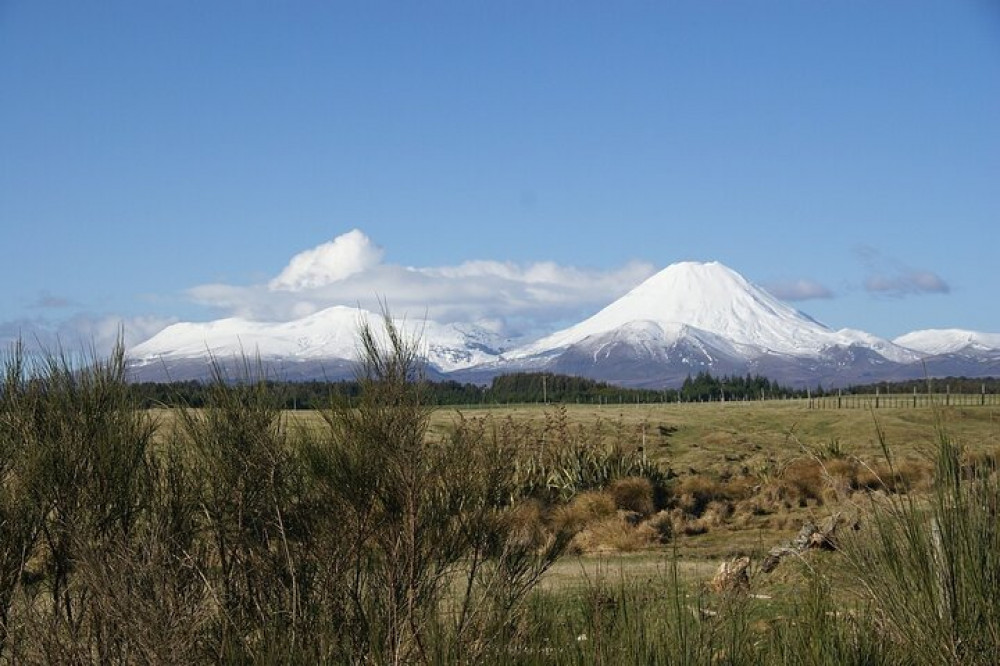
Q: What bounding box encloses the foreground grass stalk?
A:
[842,425,1000,665]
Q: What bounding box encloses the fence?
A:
[806,392,1000,410]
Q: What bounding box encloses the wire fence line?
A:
[452,391,999,410]
[805,391,999,410]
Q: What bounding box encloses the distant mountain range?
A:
[128,261,1000,388]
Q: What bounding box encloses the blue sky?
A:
[2,1,998,351]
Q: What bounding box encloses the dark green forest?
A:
[129,371,814,408]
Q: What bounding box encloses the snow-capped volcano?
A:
[508,261,918,364]
[129,305,508,381]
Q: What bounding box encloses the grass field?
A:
[423,399,1000,470]
[276,398,1000,567]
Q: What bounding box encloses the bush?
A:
[0,320,575,664]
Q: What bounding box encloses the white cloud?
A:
[269,228,384,291]
[187,230,656,336]
[763,279,834,301]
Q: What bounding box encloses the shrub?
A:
[301,314,572,663]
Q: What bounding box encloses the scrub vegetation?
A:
[2,323,999,664]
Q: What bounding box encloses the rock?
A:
[710,555,751,593]
[760,547,795,574]
[761,513,847,573]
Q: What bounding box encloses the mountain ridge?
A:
[128,261,1000,387]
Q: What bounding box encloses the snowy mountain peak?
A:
[513,260,848,358]
[129,305,508,375]
[894,329,1000,356]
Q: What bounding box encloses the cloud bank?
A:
[188,229,657,336]
[0,314,178,356]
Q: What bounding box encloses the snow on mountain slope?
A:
[129,306,505,373]
[508,261,913,362]
[834,328,923,364]
[894,329,1000,356]
[128,260,992,387]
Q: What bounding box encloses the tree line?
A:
[830,376,1000,396]
[129,371,808,408]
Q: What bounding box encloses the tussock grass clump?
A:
[781,458,826,504]
[821,456,860,497]
[501,499,550,552]
[675,475,726,516]
[855,457,933,493]
[570,514,653,554]
[961,447,1000,478]
[608,476,655,516]
[550,491,617,536]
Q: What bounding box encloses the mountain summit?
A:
[492,261,923,387]
[513,261,840,357]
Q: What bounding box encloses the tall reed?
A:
[841,424,1000,664]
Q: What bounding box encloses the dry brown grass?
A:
[570,514,655,553]
[640,510,674,544]
[503,499,550,551]
[608,476,655,516]
[780,458,825,504]
[550,491,617,535]
[700,500,733,527]
[820,457,859,497]
[674,475,724,516]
